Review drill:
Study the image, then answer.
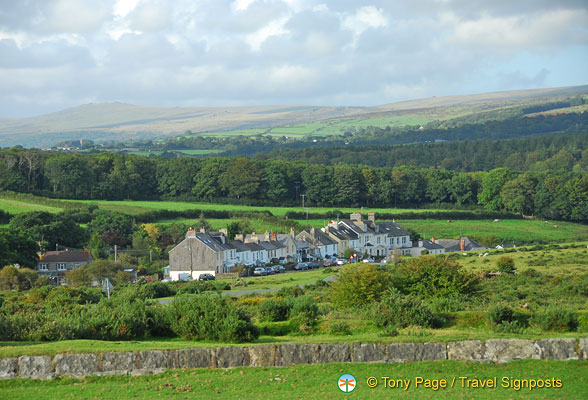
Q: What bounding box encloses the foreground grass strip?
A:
[0,360,586,399]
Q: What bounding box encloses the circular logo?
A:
[338,373,357,393]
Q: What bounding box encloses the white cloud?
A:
[0,0,586,117]
[245,16,290,51]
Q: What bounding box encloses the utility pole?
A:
[114,245,117,262]
[301,194,306,209]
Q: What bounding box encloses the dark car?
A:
[323,260,336,267]
[198,273,215,281]
[307,262,319,269]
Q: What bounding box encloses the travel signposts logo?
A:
[338,373,357,393]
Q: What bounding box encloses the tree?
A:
[87,211,134,247]
[220,157,264,199]
[500,173,536,215]
[478,168,515,211]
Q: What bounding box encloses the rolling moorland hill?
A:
[0,85,586,147]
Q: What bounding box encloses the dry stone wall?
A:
[1,338,586,379]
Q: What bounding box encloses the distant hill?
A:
[0,85,586,147]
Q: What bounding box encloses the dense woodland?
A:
[1,133,587,222]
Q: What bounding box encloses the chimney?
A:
[272,232,277,240]
[418,240,423,247]
[328,220,338,229]
[234,234,244,241]
[219,228,227,235]
[200,226,206,233]
[460,238,465,251]
[310,227,315,237]
[264,231,270,242]
[186,227,196,238]
[350,212,362,221]
[367,212,375,222]
[431,236,435,243]
[290,227,295,238]
[251,232,259,243]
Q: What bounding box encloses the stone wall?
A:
[1,338,586,379]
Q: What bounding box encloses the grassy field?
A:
[0,198,63,214]
[0,360,586,399]
[70,199,469,217]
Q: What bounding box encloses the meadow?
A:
[0,360,586,399]
[0,198,63,214]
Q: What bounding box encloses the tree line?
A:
[1,145,587,222]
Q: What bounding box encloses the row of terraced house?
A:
[168,212,484,280]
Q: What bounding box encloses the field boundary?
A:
[1,338,586,379]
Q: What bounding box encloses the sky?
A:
[0,0,587,117]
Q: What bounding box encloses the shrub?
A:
[391,256,479,298]
[137,281,176,299]
[373,289,441,329]
[329,321,352,336]
[258,298,293,322]
[169,295,259,342]
[487,304,529,333]
[290,296,319,327]
[496,256,516,274]
[427,296,466,313]
[329,263,391,307]
[533,308,578,332]
[258,320,295,336]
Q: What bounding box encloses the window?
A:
[402,237,406,244]
[57,263,67,270]
[39,263,48,270]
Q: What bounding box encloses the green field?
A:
[0,360,586,399]
[71,199,466,217]
[0,198,63,214]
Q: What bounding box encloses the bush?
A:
[533,308,578,332]
[169,295,259,342]
[258,320,295,336]
[258,298,293,322]
[290,296,319,327]
[329,321,352,336]
[427,296,466,313]
[329,264,391,307]
[487,304,529,333]
[496,256,516,274]
[137,281,176,299]
[373,289,441,329]
[391,256,479,298]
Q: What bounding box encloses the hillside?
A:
[0,85,586,147]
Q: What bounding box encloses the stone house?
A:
[296,228,339,259]
[37,250,93,285]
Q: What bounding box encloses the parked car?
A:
[361,257,374,263]
[198,273,215,281]
[323,259,336,267]
[269,257,280,264]
[161,277,172,283]
[253,267,267,276]
[294,262,309,270]
[264,266,275,275]
[336,259,348,265]
[274,265,286,273]
[307,262,319,269]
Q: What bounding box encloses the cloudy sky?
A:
[0,0,587,117]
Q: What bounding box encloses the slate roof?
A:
[436,237,487,252]
[40,251,92,263]
[419,240,445,250]
[377,221,411,237]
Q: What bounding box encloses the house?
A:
[324,212,412,258]
[296,228,339,259]
[436,237,487,253]
[410,239,446,257]
[276,228,299,262]
[37,250,93,285]
[168,228,237,279]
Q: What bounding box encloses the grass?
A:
[0,198,63,214]
[398,219,588,244]
[69,199,465,217]
[0,360,586,399]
